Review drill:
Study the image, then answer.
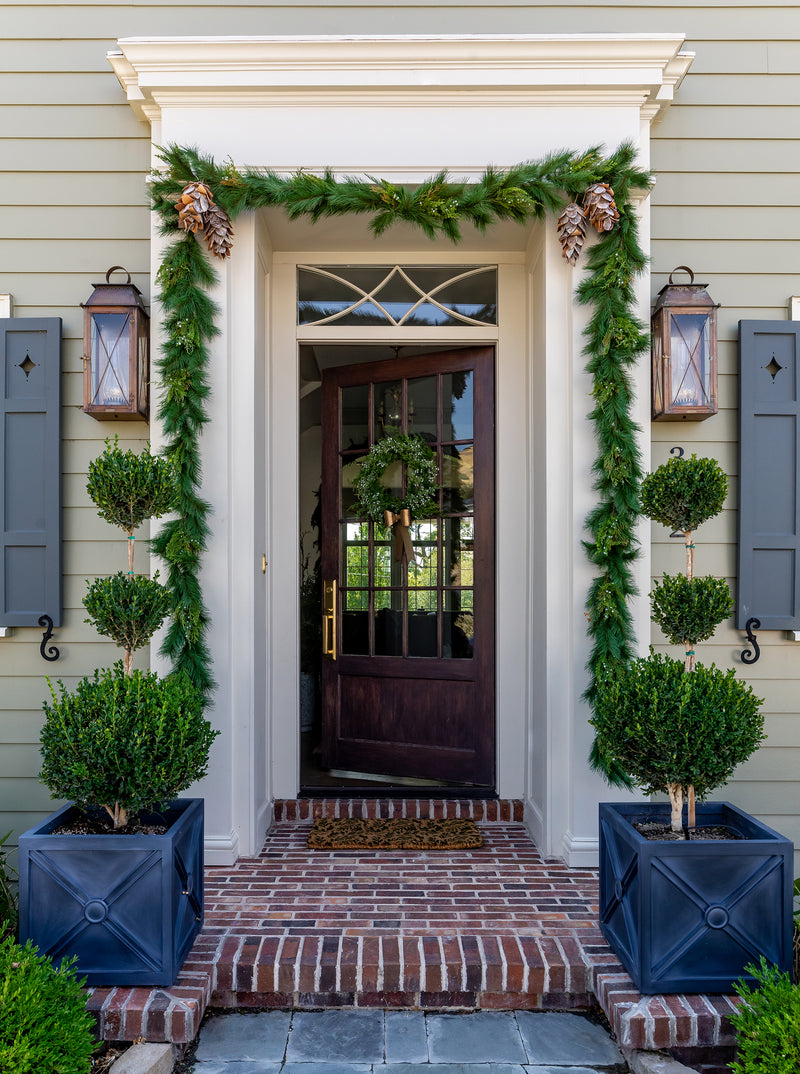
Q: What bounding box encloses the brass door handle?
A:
[322,579,337,660]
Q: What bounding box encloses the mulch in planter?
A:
[306,817,484,850]
[634,821,743,841]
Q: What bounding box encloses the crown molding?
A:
[108,34,693,124]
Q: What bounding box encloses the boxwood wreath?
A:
[150,141,649,781]
[352,434,439,522]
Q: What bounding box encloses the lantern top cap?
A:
[82,265,148,313]
[652,265,719,313]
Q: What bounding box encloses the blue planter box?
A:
[599,801,793,994]
[18,798,204,987]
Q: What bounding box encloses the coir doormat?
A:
[307,817,484,850]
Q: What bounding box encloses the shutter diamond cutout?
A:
[19,352,36,378]
[765,356,783,380]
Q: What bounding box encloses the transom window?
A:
[297,265,497,327]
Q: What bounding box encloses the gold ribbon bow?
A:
[383,508,416,565]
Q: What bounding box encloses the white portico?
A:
[109,34,691,865]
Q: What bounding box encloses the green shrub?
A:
[640,453,728,532]
[0,931,95,1074]
[86,437,177,535]
[731,958,800,1074]
[40,665,219,829]
[83,572,173,669]
[591,652,764,827]
[651,574,734,646]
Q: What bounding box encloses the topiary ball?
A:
[651,574,734,646]
[640,454,727,532]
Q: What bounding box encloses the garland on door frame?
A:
[150,142,649,782]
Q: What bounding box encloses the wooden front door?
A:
[320,347,495,786]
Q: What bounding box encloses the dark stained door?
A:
[320,347,495,786]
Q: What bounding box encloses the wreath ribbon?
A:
[383,508,416,565]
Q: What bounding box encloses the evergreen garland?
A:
[150,142,650,778]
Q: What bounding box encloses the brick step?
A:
[85,815,739,1072]
[273,798,525,823]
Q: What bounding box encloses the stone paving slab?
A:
[286,1010,386,1064]
[196,1011,292,1062]
[516,1013,623,1067]
[426,1013,529,1064]
[189,1010,628,1072]
[385,1012,429,1063]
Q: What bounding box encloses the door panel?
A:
[321,347,495,786]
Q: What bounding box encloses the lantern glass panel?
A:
[669,312,711,408]
[90,311,131,407]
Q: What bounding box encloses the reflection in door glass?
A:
[409,521,438,590]
[341,385,370,449]
[444,589,474,659]
[441,445,474,513]
[409,604,438,657]
[443,517,475,588]
[342,522,369,587]
[405,375,437,443]
[442,372,473,441]
[374,590,403,656]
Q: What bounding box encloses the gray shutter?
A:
[738,320,800,630]
[0,318,62,627]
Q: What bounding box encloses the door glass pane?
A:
[375,591,403,656]
[442,371,473,441]
[441,445,474,513]
[409,604,438,657]
[342,522,370,587]
[443,517,475,586]
[407,375,437,442]
[443,589,474,659]
[408,521,438,588]
[341,384,369,450]
[341,454,368,517]
[342,601,369,655]
[375,381,404,438]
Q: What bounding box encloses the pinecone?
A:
[583,182,620,233]
[202,203,234,260]
[177,182,215,234]
[557,203,588,264]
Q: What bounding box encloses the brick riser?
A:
[273,798,525,822]
[85,803,740,1071]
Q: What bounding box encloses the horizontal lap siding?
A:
[0,2,797,868]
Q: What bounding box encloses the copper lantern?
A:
[651,266,718,421]
[82,266,149,420]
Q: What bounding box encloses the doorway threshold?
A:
[299,786,497,799]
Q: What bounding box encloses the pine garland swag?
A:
[150,142,650,784]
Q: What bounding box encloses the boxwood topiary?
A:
[0,930,95,1074]
[86,436,177,537]
[83,571,173,675]
[640,453,728,533]
[731,958,800,1074]
[591,652,765,831]
[40,664,219,830]
[651,573,734,647]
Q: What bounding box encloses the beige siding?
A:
[1,1,799,873]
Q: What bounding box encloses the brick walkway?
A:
[86,800,738,1072]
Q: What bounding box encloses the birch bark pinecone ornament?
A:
[177,182,214,234]
[202,203,234,260]
[557,203,588,264]
[582,182,620,233]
